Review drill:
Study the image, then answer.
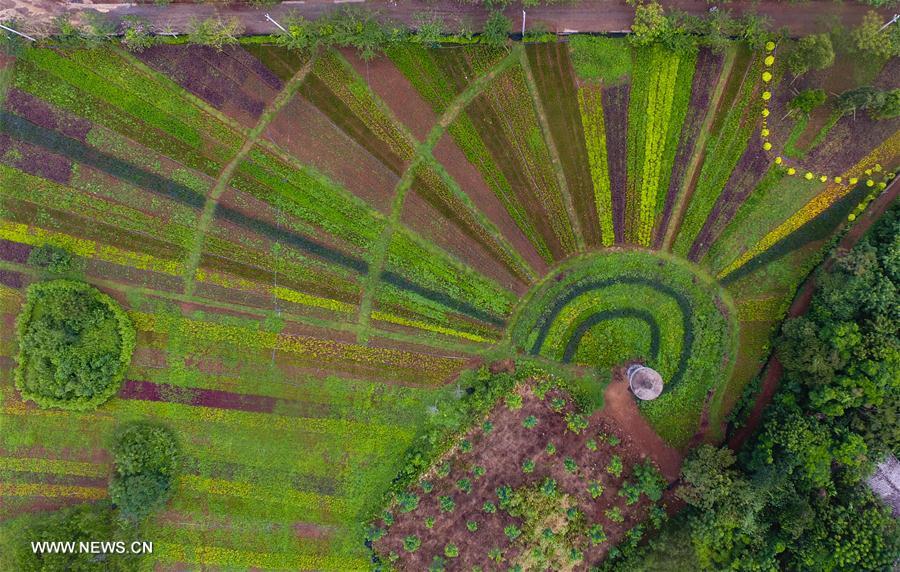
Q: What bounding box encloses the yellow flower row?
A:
[154,542,368,571]
[719,130,900,279]
[0,221,182,275]
[736,296,788,322]
[0,457,107,478]
[0,482,106,499]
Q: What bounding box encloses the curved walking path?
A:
[1,0,892,37]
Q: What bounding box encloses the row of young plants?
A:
[625,45,696,246]
[577,85,616,247]
[371,375,670,569]
[673,50,764,258]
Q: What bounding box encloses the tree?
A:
[27,244,80,274]
[789,88,827,115]
[186,17,243,50]
[629,1,670,47]
[481,11,510,48]
[787,33,834,76]
[0,503,142,571]
[110,423,179,521]
[870,89,900,120]
[120,16,157,53]
[15,280,135,410]
[852,11,900,59]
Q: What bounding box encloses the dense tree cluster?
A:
[110,423,180,521]
[603,204,900,570]
[836,86,900,121]
[0,502,142,572]
[629,0,769,53]
[14,280,136,411]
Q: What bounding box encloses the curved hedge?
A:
[14,279,135,411]
[510,250,737,447]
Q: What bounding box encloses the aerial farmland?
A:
[0,3,897,570]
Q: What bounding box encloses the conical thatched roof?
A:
[627,365,663,400]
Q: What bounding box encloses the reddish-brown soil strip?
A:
[342,49,436,142]
[599,370,683,480]
[401,180,528,294]
[376,383,677,569]
[433,132,547,276]
[602,83,630,244]
[728,177,900,450]
[263,95,398,213]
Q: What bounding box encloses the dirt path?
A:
[599,368,683,481]
[728,176,900,451]
[1,0,890,37]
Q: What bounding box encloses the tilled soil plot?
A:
[374,381,677,570]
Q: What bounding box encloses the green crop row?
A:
[626,46,695,246]
[384,228,515,319]
[12,61,226,176]
[311,51,415,166]
[673,53,764,257]
[388,46,553,263]
[231,146,386,253]
[578,86,615,247]
[511,251,735,447]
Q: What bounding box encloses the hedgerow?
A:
[15,279,135,410]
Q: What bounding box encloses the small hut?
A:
[626,364,663,400]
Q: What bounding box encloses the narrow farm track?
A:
[355,47,521,344]
[181,55,316,297]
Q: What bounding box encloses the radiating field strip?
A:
[154,541,368,571]
[0,482,106,500]
[183,57,316,297]
[0,457,107,478]
[718,130,900,279]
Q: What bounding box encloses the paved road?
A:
[1,0,892,37]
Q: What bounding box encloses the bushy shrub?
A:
[110,423,179,520]
[789,89,827,115]
[15,280,135,411]
[27,244,80,274]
